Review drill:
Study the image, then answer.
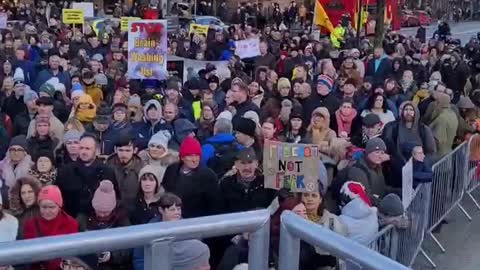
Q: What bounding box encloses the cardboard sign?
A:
[128,19,168,80]
[235,38,261,59]
[72,2,94,18]
[263,141,320,192]
[121,17,141,32]
[189,23,209,36]
[62,9,85,24]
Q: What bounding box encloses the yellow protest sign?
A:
[121,17,141,32]
[62,9,84,24]
[189,24,209,36]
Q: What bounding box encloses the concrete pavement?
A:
[413,188,480,270]
[400,20,480,44]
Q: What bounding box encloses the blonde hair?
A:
[64,117,86,133]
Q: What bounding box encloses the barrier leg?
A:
[248,219,270,270]
[457,203,473,221]
[144,238,173,270]
[420,248,437,268]
[466,191,480,210]
[278,222,300,270]
[429,232,446,253]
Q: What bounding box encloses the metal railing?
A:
[0,210,271,270]
[278,211,411,270]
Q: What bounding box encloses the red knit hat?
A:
[179,136,202,158]
[340,181,372,207]
[38,185,63,207]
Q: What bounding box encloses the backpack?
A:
[207,142,240,179]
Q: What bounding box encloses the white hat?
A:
[217,111,233,121]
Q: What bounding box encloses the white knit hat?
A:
[217,111,233,121]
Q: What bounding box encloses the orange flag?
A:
[314,0,335,34]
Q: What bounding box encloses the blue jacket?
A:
[132,217,162,270]
[201,133,243,166]
[133,119,163,150]
[13,60,37,86]
[34,69,71,92]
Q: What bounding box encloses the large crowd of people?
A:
[0,0,478,270]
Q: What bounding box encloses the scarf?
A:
[1,155,32,189]
[28,169,57,186]
[335,109,357,136]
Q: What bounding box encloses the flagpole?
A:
[356,0,363,47]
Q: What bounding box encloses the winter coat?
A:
[85,84,104,107]
[382,101,437,188]
[84,124,116,156]
[56,160,119,217]
[163,162,221,218]
[13,206,39,240]
[3,94,27,120]
[201,133,242,166]
[28,169,57,187]
[26,136,60,161]
[137,150,179,175]
[23,211,79,270]
[196,120,215,144]
[413,159,433,188]
[220,174,277,214]
[34,69,71,94]
[365,57,393,87]
[132,119,164,150]
[352,157,388,201]
[0,155,33,189]
[232,100,261,123]
[255,53,277,70]
[302,92,340,124]
[0,212,18,242]
[106,154,144,213]
[429,107,458,157]
[339,198,379,245]
[77,209,131,270]
[129,195,161,225]
[12,111,33,136]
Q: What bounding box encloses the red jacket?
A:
[23,211,79,270]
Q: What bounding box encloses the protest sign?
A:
[263,141,320,192]
[167,56,231,83]
[189,24,209,36]
[128,20,168,80]
[121,17,141,32]
[62,9,84,25]
[402,158,414,209]
[0,13,7,29]
[72,2,94,18]
[235,38,261,59]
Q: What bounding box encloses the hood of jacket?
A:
[341,197,377,220]
[399,100,420,130]
[143,99,162,117]
[205,133,236,144]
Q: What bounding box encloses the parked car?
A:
[191,16,228,31]
[401,10,420,27]
[414,10,432,26]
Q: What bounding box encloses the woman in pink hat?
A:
[23,185,78,270]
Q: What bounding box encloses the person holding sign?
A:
[220,148,277,214]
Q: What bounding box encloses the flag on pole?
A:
[314,0,335,34]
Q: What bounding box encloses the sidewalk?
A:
[413,189,480,270]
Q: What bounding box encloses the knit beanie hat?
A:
[91,180,117,213]
[317,74,333,92]
[312,107,330,120]
[64,130,83,142]
[128,95,142,108]
[277,77,291,90]
[39,83,56,97]
[365,137,387,155]
[139,164,166,194]
[24,89,39,104]
[217,111,233,121]
[71,82,85,99]
[243,111,260,130]
[13,67,25,85]
[149,130,171,151]
[172,240,210,270]
[179,136,202,158]
[38,185,63,207]
[9,135,28,151]
[457,95,475,109]
[379,193,404,217]
[340,181,372,207]
[94,73,108,86]
[233,117,256,138]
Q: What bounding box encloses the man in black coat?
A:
[162,136,221,218]
[220,148,277,214]
[56,134,119,218]
[365,47,393,88]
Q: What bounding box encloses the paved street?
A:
[413,188,480,270]
[400,20,480,44]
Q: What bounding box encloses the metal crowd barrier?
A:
[426,141,471,254]
[0,210,271,270]
[465,134,480,211]
[396,183,432,267]
[278,211,410,270]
